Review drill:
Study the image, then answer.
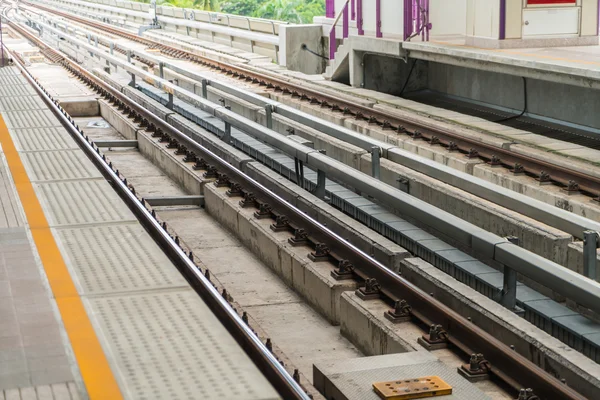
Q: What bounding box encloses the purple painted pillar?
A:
[403,0,412,40]
[499,0,506,40]
[357,0,364,35]
[351,0,355,21]
[376,0,382,38]
[326,0,334,18]
[329,29,336,60]
[343,3,349,38]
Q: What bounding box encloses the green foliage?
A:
[135,0,220,11]
[252,0,324,24]
[220,0,264,17]
[133,0,325,23]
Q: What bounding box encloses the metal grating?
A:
[21,150,103,181]
[88,290,280,400]
[56,223,188,295]
[34,180,136,226]
[137,83,600,362]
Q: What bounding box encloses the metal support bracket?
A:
[500,236,520,312]
[314,169,326,199]
[294,157,305,189]
[584,230,599,280]
[265,104,273,129]
[167,92,174,110]
[371,146,380,179]
[129,73,135,88]
[201,79,208,99]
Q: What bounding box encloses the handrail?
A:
[328,0,349,60]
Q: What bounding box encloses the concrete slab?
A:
[315,352,491,400]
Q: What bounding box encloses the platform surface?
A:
[403,40,600,82]
[0,65,279,400]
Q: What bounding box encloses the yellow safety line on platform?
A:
[0,114,123,400]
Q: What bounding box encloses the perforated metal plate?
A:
[56,223,188,295]
[21,150,103,182]
[11,127,79,151]
[373,376,452,399]
[34,180,136,226]
[1,110,63,129]
[88,290,280,400]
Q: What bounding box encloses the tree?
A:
[252,0,324,24]
[221,0,264,16]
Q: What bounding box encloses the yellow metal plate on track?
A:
[373,376,452,399]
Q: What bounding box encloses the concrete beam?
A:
[94,140,139,147]
[143,195,204,207]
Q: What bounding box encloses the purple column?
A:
[357,0,364,35]
[403,0,412,40]
[376,0,382,38]
[499,0,506,40]
[351,0,355,21]
[343,2,349,38]
[326,0,334,18]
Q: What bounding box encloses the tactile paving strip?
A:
[0,74,27,86]
[89,290,280,400]
[56,223,188,295]
[22,150,103,181]
[0,84,37,97]
[34,180,136,226]
[2,110,63,129]
[0,157,23,229]
[0,96,46,112]
[12,127,79,151]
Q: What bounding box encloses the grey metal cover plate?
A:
[34,180,136,226]
[22,150,103,182]
[56,223,188,295]
[87,290,280,400]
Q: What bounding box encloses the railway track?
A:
[2,10,591,400]
[20,0,600,201]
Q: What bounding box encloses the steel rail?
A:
[24,8,600,245]
[25,13,600,318]
[5,16,587,400]
[22,0,600,200]
[1,17,309,400]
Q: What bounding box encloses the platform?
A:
[403,40,600,89]
[0,65,279,399]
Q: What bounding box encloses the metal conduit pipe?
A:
[28,16,600,315]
